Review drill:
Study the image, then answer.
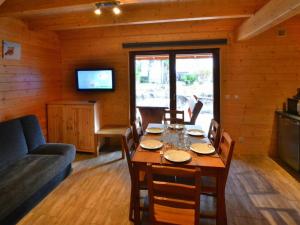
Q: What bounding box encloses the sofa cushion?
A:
[0,119,28,169]
[0,154,71,220]
[32,143,76,165]
[20,115,46,153]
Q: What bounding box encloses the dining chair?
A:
[147,163,201,225]
[163,109,184,124]
[207,119,221,148]
[132,117,144,147]
[121,127,147,221]
[201,130,235,220]
[186,99,203,125]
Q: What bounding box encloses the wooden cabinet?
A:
[47,101,100,155]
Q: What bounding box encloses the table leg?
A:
[216,173,227,225]
[133,165,141,225]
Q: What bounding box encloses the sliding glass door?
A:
[175,53,214,130]
[135,54,170,108]
[130,49,220,129]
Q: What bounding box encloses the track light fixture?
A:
[94,1,121,16]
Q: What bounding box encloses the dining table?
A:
[131,123,227,225]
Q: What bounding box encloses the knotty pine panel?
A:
[0,17,62,137]
[59,17,300,156]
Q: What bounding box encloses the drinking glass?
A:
[176,129,185,150]
[183,128,191,151]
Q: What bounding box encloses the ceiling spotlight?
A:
[94,8,102,15]
[113,6,121,15]
[94,3,102,15]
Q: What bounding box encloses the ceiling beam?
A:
[24,1,256,31]
[237,0,300,41]
[0,0,177,17]
[0,0,6,7]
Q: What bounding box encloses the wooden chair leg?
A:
[216,175,227,225]
[129,186,134,221]
[120,136,125,159]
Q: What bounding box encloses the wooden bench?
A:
[95,126,128,158]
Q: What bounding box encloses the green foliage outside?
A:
[181,74,197,85]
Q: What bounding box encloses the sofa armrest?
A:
[31,143,76,164]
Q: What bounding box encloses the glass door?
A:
[175,53,214,130]
[130,49,219,130]
[134,54,170,128]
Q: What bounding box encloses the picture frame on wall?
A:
[2,40,21,60]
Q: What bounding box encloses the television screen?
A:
[76,69,115,91]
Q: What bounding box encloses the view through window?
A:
[134,52,214,132]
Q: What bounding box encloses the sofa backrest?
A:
[20,115,46,153]
[0,119,28,168]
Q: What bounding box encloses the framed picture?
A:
[2,40,21,60]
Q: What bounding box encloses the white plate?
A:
[190,143,215,154]
[187,129,205,136]
[164,150,191,163]
[168,124,184,130]
[146,127,164,134]
[140,139,163,150]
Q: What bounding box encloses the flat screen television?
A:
[75,68,115,91]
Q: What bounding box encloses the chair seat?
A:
[154,204,195,225]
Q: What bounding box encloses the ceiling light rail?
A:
[94,1,121,15]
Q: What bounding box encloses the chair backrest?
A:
[147,164,201,225]
[189,100,203,125]
[208,119,221,148]
[163,109,184,124]
[132,117,144,146]
[218,131,235,182]
[187,98,195,119]
[122,127,136,178]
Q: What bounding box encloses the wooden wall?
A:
[223,17,300,156]
[59,19,240,127]
[59,16,300,155]
[0,17,62,135]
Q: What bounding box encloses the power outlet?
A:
[234,95,240,100]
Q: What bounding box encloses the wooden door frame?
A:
[129,48,220,124]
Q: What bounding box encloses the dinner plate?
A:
[168,124,184,130]
[145,127,164,134]
[187,129,205,136]
[164,150,191,163]
[190,143,215,154]
[140,139,163,150]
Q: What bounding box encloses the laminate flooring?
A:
[18,149,300,225]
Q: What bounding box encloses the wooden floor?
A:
[18,149,300,225]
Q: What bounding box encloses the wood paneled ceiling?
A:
[0,0,269,31]
[1,0,299,41]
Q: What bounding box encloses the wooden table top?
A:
[132,123,225,169]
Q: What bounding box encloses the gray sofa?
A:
[0,115,76,225]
